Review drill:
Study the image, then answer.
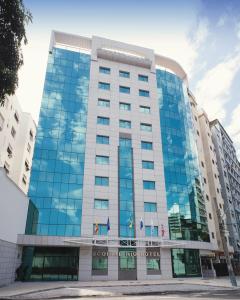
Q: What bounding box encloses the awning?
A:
[64,236,186,248]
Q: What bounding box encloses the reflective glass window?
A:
[119,70,130,78]
[157,69,209,242]
[119,138,132,147]
[22,247,79,281]
[119,102,131,111]
[140,123,152,132]
[144,202,157,212]
[97,116,110,125]
[98,82,110,90]
[26,48,91,237]
[119,249,136,269]
[119,120,131,129]
[143,180,155,190]
[171,249,201,277]
[95,176,109,186]
[95,155,109,165]
[139,89,149,97]
[99,66,110,74]
[92,257,108,270]
[119,138,134,238]
[140,105,150,113]
[147,258,160,270]
[138,74,148,82]
[96,135,109,144]
[141,141,153,150]
[142,160,154,169]
[94,199,109,209]
[98,99,110,107]
[119,86,130,94]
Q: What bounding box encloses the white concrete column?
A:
[78,247,92,281]
[107,248,118,280]
[137,248,147,280]
[161,248,172,278]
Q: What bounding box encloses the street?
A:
[63,290,240,300]
[0,282,240,300]
[57,290,240,300]
[4,290,240,300]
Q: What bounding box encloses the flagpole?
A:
[151,228,152,246]
[140,217,144,244]
[160,224,163,243]
[107,217,110,247]
[151,220,152,246]
[150,219,154,246]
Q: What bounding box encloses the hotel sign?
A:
[96,251,161,257]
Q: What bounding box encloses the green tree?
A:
[0,0,32,106]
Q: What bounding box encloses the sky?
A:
[16,0,240,157]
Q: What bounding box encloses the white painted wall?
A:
[0,168,29,243]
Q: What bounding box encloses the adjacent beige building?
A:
[210,120,240,259]
[189,92,235,275]
[0,95,36,194]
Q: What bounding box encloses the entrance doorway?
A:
[118,248,137,280]
[171,249,201,277]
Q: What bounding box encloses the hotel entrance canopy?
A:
[64,236,185,248]
[17,234,215,251]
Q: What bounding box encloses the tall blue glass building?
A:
[19,32,215,281]
[156,70,209,277]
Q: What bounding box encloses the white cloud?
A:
[16,30,49,123]
[182,18,209,76]
[236,21,240,39]
[193,18,209,48]
[217,15,227,27]
[226,104,240,159]
[195,51,240,121]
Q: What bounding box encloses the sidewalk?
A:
[0,277,239,299]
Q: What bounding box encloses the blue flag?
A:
[107,217,110,232]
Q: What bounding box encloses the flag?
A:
[161,224,165,237]
[107,217,110,232]
[140,218,144,230]
[94,223,99,234]
[150,220,154,235]
[128,214,133,229]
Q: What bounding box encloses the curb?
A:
[1,283,239,299]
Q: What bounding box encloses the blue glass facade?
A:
[156,69,209,242]
[26,47,90,237]
[17,32,217,281]
[118,138,135,238]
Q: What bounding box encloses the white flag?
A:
[150,219,154,235]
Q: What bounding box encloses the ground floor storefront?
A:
[18,246,207,281]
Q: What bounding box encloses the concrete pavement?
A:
[0,277,239,299]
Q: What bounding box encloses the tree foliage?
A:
[0,0,32,106]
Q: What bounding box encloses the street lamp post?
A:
[217,208,237,287]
